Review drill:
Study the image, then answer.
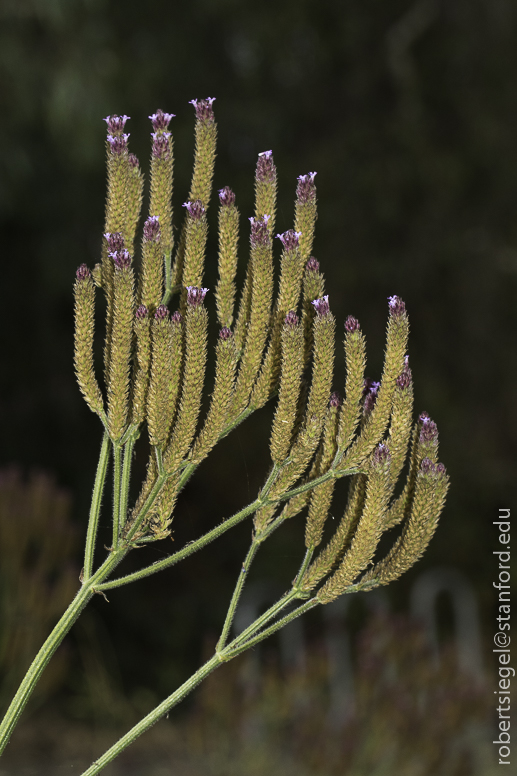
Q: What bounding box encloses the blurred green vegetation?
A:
[0,0,515,741]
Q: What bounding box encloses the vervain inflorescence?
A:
[0,98,449,775]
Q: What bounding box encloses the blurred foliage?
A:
[0,468,77,709]
[0,0,515,707]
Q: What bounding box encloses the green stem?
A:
[216,542,260,652]
[119,436,136,534]
[79,654,222,776]
[112,442,122,549]
[0,549,125,755]
[228,588,299,651]
[83,431,111,581]
[123,472,168,544]
[294,547,314,588]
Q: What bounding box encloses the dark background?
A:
[0,0,515,719]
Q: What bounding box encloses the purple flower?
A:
[107,134,130,154]
[249,215,271,247]
[420,457,436,475]
[128,153,139,169]
[135,305,148,320]
[296,172,317,203]
[363,379,381,415]
[396,355,412,389]
[419,415,438,444]
[219,327,233,340]
[186,286,209,307]
[171,311,182,324]
[104,232,125,252]
[110,249,131,270]
[388,295,406,317]
[103,115,130,134]
[148,109,175,131]
[436,462,447,476]
[276,230,302,251]
[372,443,391,467]
[311,295,330,317]
[330,391,342,408]
[345,315,360,333]
[183,200,205,220]
[218,186,235,207]
[76,264,91,280]
[256,150,276,183]
[305,256,320,273]
[284,311,299,328]
[189,97,216,122]
[155,305,169,320]
[151,132,171,159]
[143,216,161,242]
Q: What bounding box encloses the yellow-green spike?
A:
[107,250,134,440]
[215,187,240,329]
[336,317,367,457]
[73,265,104,417]
[294,172,317,265]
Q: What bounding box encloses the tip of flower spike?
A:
[345,315,360,333]
[388,295,406,317]
[256,150,276,182]
[305,256,320,273]
[420,457,436,475]
[186,286,209,307]
[396,355,412,389]
[107,134,130,154]
[218,186,235,207]
[189,97,216,122]
[110,249,131,270]
[296,172,317,203]
[219,327,233,340]
[311,295,330,317]
[148,109,175,131]
[183,200,205,220]
[284,311,299,328]
[143,215,161,242]
[151,132,171,159]
[128,153,140,169]
[419,416,438,443]
[372,443,391,466]
[103,115,130,134]
[329,391,342,408]
[76,264,91,280]
[155,305,169,320]
[104,232,125,252]
[276,230,302,251]
[436,462,447,476]
[135,305,148,320]
[249,215,271,247]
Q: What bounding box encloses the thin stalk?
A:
[228,588,299,651]
[119,436,136,534]
[79,654,222,776]
[0,549,125,754]
[123,472,168,543]
[216,542,260,652]
[112,442,122,549]
[294,547,314,588]
[83,431,111,581]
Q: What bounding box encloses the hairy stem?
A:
[83,431,110,581]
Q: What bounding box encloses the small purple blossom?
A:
[296,172,317,203]
[419,411,430,423]
[256,150,276,183]
[330,391,342,409]
[372,443,391,467]
[189,97,216,122]
[218,186,235,207]
[388,295,406,317]
[135,305,148,320]
[154,305,169,320]
[436,462,447,476]
[186,286,209,307]
[128,153,139,169]
[104,232,125,252]
[419,416,438,444]
[420,457,436,475]
[171,311,182,325]
[76,264,91,281]
[103,115,130,134]
[396,355,412,389]
[284,311,299,328]
[249,215,271,247]
[276,230,302,251]
[311,295,330,317]
[143,216,161,242]
[107,134,130,154]
[363,378,381,415]
[183,200,205,220]
[305,256,320,273]
[345,315,360,333]
[219,327,233,340]
[148,109,175,131]
[151,132,171,158]
[110,249,131,270]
